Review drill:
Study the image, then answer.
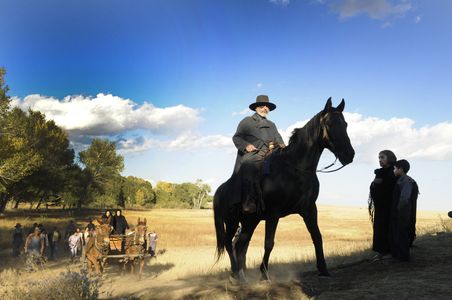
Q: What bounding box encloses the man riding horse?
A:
[233,95,285,214]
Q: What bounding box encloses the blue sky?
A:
[1,0,452,211]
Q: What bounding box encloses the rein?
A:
[316,157,347,173]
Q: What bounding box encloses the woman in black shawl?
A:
[98,210,113,226]
[369,150,397,259]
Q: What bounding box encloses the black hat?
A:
[249,95,277,111]
[15,223,22,228]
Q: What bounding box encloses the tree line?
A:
[0,68,211,213]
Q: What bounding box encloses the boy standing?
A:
[68,228,83,262]
[391,159,419,261]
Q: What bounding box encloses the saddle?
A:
[262,144,283,175]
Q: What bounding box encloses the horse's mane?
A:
[286,112,322,154]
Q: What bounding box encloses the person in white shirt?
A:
[68,228,83,262]
[147,231,158,257]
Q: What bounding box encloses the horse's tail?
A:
[213,182,227,263]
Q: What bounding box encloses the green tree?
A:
[117,183,126,208]
[154,181,178,208]
[154,180,211,209]
[173,180,211,209]
[0,67,10,121]
[78,139,124,208]
[135,188,145,206]
[1,100,76,212]
[123,176,155,208]
[18,109,74,209]
[192,179,211,209]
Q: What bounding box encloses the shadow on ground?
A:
[119,231,452,299]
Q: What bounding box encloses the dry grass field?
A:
[1,206,451,299]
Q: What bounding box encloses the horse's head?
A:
[135,217,147,245]
[320,98,355,165]
[96,223,113,248]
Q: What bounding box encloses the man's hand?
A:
[245,144,257,153]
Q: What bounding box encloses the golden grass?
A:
[0,206,450,299]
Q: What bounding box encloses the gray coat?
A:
[232,113,284,174]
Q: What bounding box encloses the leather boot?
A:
[242,180,257,214]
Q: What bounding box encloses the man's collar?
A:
[253,113,266,120]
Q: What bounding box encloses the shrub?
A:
[0,267,101,300]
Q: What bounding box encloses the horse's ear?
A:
[323,97,332,113]
[337,98,345,112]
[144,218,147,225]
[138,217,141,225]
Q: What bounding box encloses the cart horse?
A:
[85,223,113,274]
[109,218,148,279]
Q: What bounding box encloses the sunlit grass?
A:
[0,206,450,298]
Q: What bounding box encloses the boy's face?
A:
[393,166,404,177]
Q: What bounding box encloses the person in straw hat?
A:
[232,95,285,214]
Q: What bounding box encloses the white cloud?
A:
[269,0,290,7]
[415,15,421,23]
[114,132,233,153]
[257,82,263,88]
[232,108,251,116]
[284,113,452,163]
[12,93,200,136]
[116,136,161,153]
[329,0,412,20]
[166,132,233,150]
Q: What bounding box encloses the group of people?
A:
[11,210,159,264]
[97,209,129,235]
[369,150,419,262]
[12,223,61,261]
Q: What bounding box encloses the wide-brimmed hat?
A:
[249,95,276,111]
[15,223,22,228]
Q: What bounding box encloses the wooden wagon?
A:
[106,234,149,261]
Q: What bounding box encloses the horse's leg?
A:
[139,258,144,280]
[225,218,240,275]
[234,217,260,283]
[101,257,107,272]
[122,260,126,276]
[301,206,330,277]
[94,259,101,274]
[87,258,93,274]
[131,259,135,274]
[260,217,279,281]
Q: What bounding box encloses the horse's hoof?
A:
[229,274,240,285]
[318,272,331,278]
[238,269,247,284]
[260,275,271,282]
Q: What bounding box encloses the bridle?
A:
[133,225,147,246]
[316,157,347,173]
[317,112,349,173]
[94,226,110,256]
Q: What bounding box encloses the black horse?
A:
[214,98,355,283]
